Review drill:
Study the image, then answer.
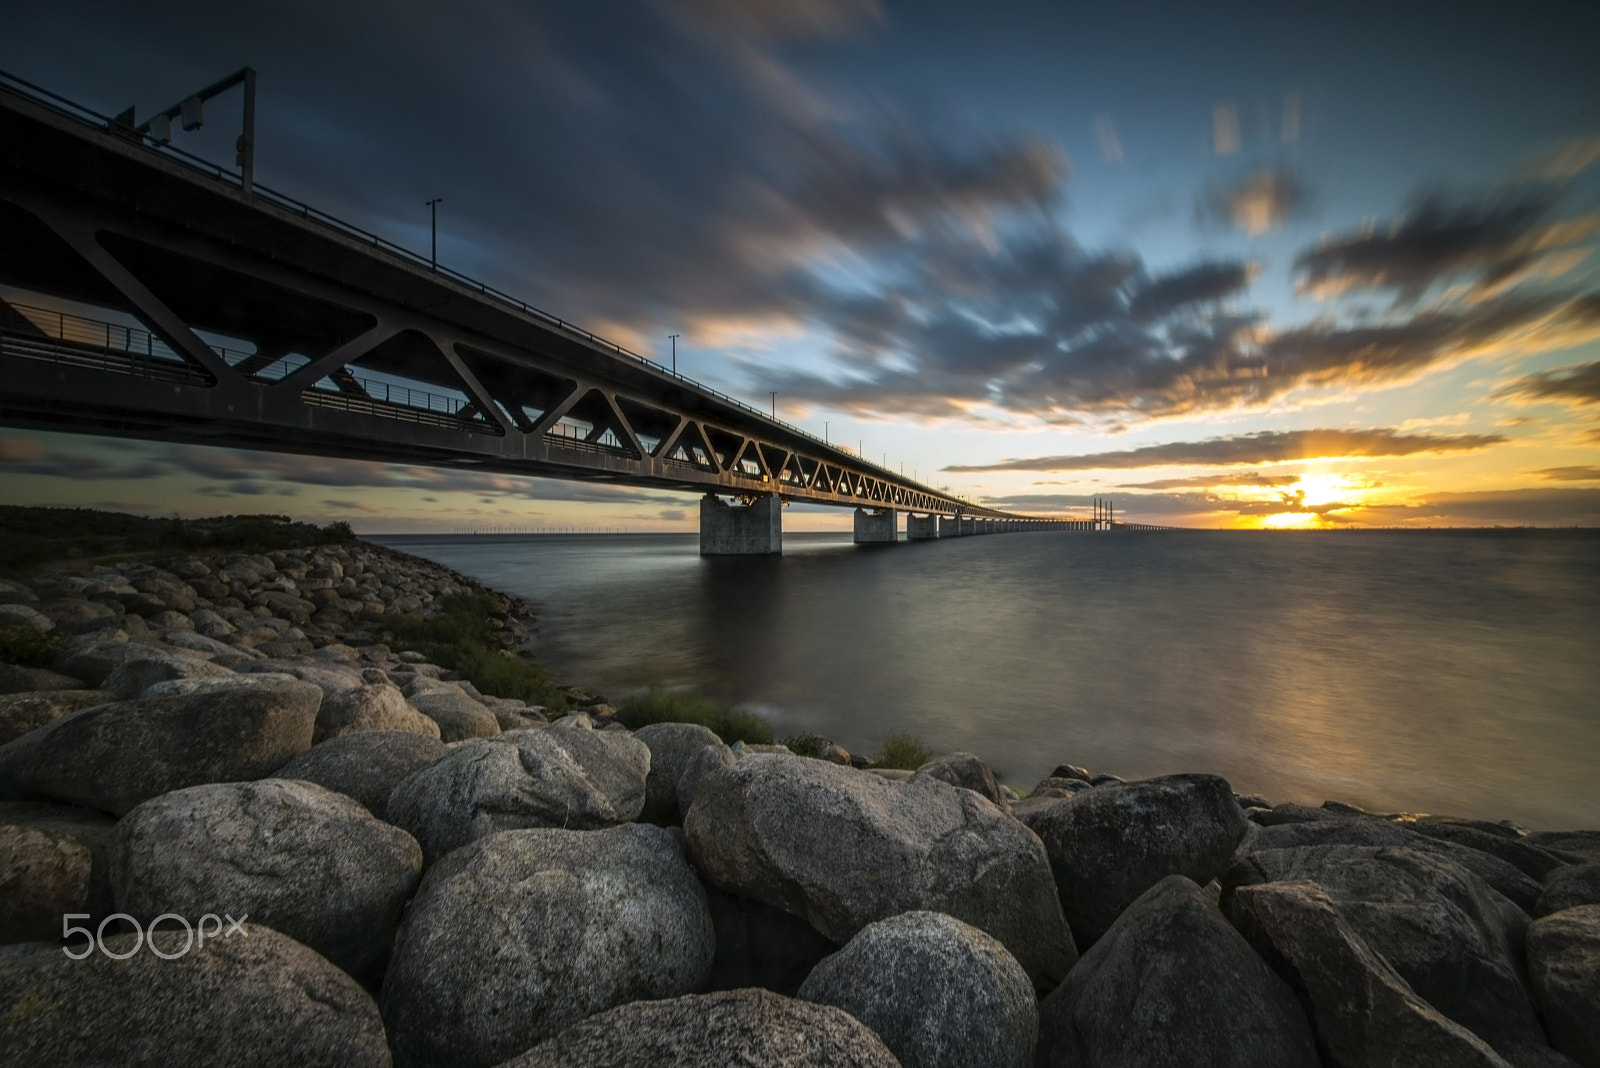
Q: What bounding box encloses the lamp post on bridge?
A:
[823,421,829,444]
[425,198,443,269]
[667,333,678,375]
[770,391,777,419]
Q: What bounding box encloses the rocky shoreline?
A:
[0,538,1596,1067]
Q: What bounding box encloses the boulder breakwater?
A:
[0,536,1596,1067]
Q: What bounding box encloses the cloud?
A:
[656,509,688,521]
[1295,191,1598,302]
[1362,488,1600,525]
[945,427,1506,472]
[1533,466,1600,481]
[1093,114,1123,164]
[1127,261,1258,321]
[763,209,1600,424]
[1119,472,1305,489]
[1499,358,1600,408]
[1201,167,1309,236]
[1,437,169,481]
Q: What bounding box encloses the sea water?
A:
[370,529,1600,829]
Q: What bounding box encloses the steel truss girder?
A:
[0,86,1026,518]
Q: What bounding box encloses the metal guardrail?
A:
[0,301,491,430]
[0,67,977,506]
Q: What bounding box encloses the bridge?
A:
[0,71,1166,553]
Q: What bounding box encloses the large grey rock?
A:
[407,685,501,741]
[799,910,1036,1068]
[252,590,316,625]
[275,730,449,821]
[245,657,365,695]
[102,651,235,699]
[0,663,88,694]
[1524,831,1600,864]
[1539,865,1600,918]
[1527,905,1600,1068]
[0,824,92,944]
[111,779,422,979]
[0,689,108,745]
[1020,772,1249,947]
[683,753,1075,991]
[0,603,53,633]
[314,682,442,743]
[54,637,203,687]
[387,725,649,864]
[0,925,390,1066]
[1244,814,1544,913]
[381,823,714,1068]
[163,627,260,658]
[1226,845,1555,1066]
[1233,879,1516,1068]
[910,751,1008,807]
[1406,818,1568,882]
[0,675,321,815]
[676,740,736,812]
[634,721,726,821]
[498,988,902,1068]
[1037,875,1318,1068]
[0,800,117,922]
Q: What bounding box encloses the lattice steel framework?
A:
[0,74,1025,520]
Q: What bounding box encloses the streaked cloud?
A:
[1499,358,1600,407]
[1201,167,1309,236]
[1213,103,1240,156]
[1118,472,1305,489]
[1533,466,1600,481]
[1093,114,1124,164]
[1295,191,1599,302]
[945,427,1507,472]
[1362,487,1600,524]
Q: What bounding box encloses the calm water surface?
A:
[371,530,1600,829]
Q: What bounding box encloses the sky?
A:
[3,0,1599,531]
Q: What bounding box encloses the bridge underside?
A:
[0,83,1016,530]
[0,79,1174,554]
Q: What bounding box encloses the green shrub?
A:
[873,732,938,770]
[780,733,830,759]
[0,624,64,669]
[381,593,567,710]
[617,683,774,745]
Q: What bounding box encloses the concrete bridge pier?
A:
[906,513,938,540]
[854,507,898,544]
[939,515,963,537]
[701,493,782,555]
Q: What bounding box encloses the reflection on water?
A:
[372,529,1600,829]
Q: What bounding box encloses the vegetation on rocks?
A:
[0,625,63,668]
[617,683,773,745]
[873,731,938,770]
[380,592,568,711]
[0,506,354,576]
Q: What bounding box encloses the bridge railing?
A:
[0,69,971,503]
[0,301,493,427]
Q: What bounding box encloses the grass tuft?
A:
[617,683,774,745]
[873,732,938,770]
[381,592,568,710]
[780,733,831,759]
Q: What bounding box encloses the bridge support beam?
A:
[938,516,962,537]
[906,513,937,541]
[853,507,898,544]
[700,493,782,556]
